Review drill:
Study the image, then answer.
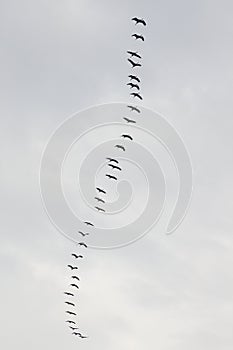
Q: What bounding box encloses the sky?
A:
[1,0,233,349]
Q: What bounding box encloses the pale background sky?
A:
[1,0,233,349]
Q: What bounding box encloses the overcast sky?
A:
[1,0,233,349]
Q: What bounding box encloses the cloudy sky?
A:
[1,0,233,349]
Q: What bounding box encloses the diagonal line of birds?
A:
[63,16,146,340]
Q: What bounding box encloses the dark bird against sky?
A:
[132,33,145,41]
[72,276,80,281]
[78,242,88,248]
[66,320,76,325]
[95,206,105,212]
[65,301,75,307]
[131,92,143,100]
[123,117,136,124]
[128,58,142,68]
[132,17,147,26]
[66,311,77,316]
[127,82,140,90]
[68,265,78,270]
[78,231,89,237]
[96,187,106,194]
[127,50,142,59]
[70,283,79,289]
[108,164,122,171]
[115,145,126,151]
[128,75,140,83]
[94,197,105,204]
[106,157,119,164]
[84,221,94,227]
[72,253,83,259]
[127,105,141,113]
[64,292,74,297]
[106,174,118,180]
[121,134,133,141]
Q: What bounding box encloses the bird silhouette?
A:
[115,145,126,151]
[121,134,133,141]
[132,33,145,41]
[128,75,140,83]
[131,92,143,100]
[65,301,75,307]
[106,174,118,180]
[94,197,105,204]
[73,332,88,338]
[66,311,77,316]
[128,58,142,68]
[96,187,106,194]
[78,242,88,248]
[70,283,79,289]
[127,82,140,90]
[127,105,141,113]
[64,292,74,297]
[68,265,78,270]
[72,276,80,281]
[106,157,119,164]
[123,117,136,124]
[72,254,83,259]
[78,231,89,237]
[66,320,76,324]
[84,221,94,227]
[132,17,147,26]
[95,206,105,212]
[127,50,142,59]
[70,327,79,331]
[108,164,122,171]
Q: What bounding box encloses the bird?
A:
[131,92,143,100]
[73,332,88,338]
[106,174,118,180]
[84,221,94,227]
[94,197,105,204]
[108,164,122,171]
[65,301,75,307]
[115,145,126,151]
[70,283,79,289]
[70,327,79,331]
[132,17,147,26]
[80,335,88,339]
[78,242,88,248]
[128,58,142,68]
[96,187,106,194]
[127,105,141,113]
[121,134,133,141]
[66,320,76,325]
[66,311,77,316]
[123,117,136,124]
[132,33,145,41]
[64,292,74,297]
[127,82,140,90]
[78,231,89,237]
[72,253,83,259]
[106,157,119,164]
[127,50,142,59]
[68,265,78,270]
[72,253,83,258]
[72,276,80,281]
[95,206,105,212]
[128,75,140,83]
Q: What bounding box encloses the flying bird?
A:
[115,145,126,151]
[127,82,140,90]
[94,197,105,204]
[128,58,142,68]
[73,332,88,338]
[65,301,75,307]
[84,221,94,227]
[68,265,78,270]
[123,117,136,124]
[95,206,105,212]
[108,164,122,171]
[131,92,143,100]
[66,320,76,325]
[121,134,133,141]
[132,17,147,26]
[64,292,74,297]
[66,311,77,316]
[132,33,145,41]
[70,283,79,289]
[106,157,119,164]
[70,327,79,331]
[78,231,89,237]
[78,242,88,248]
[96,187,106,194]
[72,253,83,259]
[127,105,141,113]
[72,276,80,281]
[128,75,140,83]
[127,50,142,59]
[106,174,118,180]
